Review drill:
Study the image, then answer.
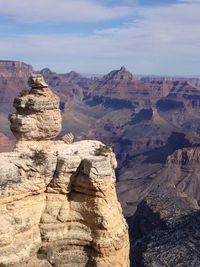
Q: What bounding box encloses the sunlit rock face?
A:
[0,75,130,267]
[9,74,62,141]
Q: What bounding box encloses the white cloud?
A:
[0,0,200,75]
[0,0,133,23]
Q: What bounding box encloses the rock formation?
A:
[9,74,62,143]
[0,74,129,267]
[128,186,200,267]
[102,66,137,82]
[154,147,200,205]
[62,132,74,144]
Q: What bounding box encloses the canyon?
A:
[1,61,200,266]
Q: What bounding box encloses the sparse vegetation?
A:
[31,149,47,166]
[19,89,29,97]
[94,143,112,156]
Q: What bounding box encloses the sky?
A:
[0,0,200,75]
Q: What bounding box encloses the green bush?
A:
[94,143,112,156]
[31,149,47,166]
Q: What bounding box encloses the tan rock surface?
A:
[0,75,130,267]
[0,141,129,267]
[9,74,62,141]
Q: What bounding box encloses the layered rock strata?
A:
[0,74,129,267]
[9,74,62,142]
[129,186,200,267]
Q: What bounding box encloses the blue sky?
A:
[0,0,200,75]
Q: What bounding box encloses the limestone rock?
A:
[9,74,62,141]
[28,74,48,88]
[0,74,129,266]
[62,132,74,144]
[0,141,129,267]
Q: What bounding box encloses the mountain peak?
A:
[68,70,80,77]
[40,68,54,75]
[103,66,137,82]
[62,70,81,81]
[120,66,127,71]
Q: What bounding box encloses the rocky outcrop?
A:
[167,147,200,165]
[128,186,200,267]
[135,147,200,207]
[9,74,62,142]
[159,147,200,204]
[0,74,129,267]
[62,132,74,144]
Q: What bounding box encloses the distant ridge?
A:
[102,66,137,82]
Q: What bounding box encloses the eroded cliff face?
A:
[0,74,129,267]
[128,186,200,267]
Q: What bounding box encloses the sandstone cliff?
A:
[0,74,129,267]
[140,147,200,206]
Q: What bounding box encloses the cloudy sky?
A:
[0,0,199,75]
